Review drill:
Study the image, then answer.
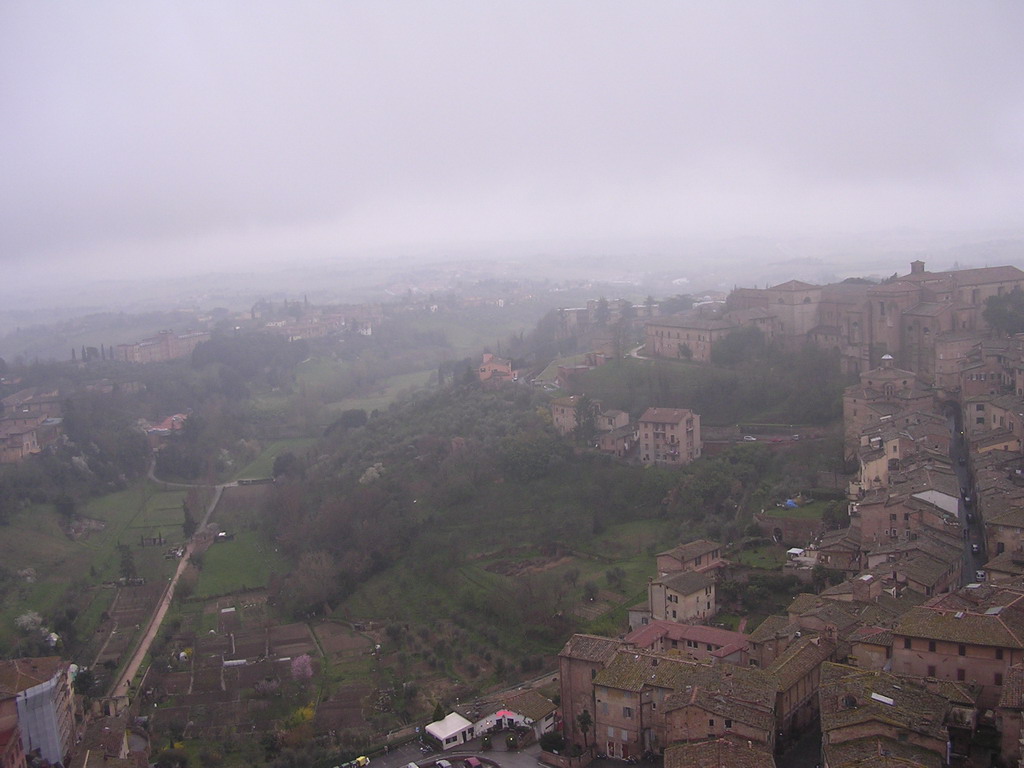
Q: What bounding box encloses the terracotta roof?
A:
[0,656,66,697]
[824,736,942,768]
[998,663,1024,709]
[658,570,714,595]
[769,279,820,291]
[639,408,698,426]
[745,615,796,644]
[765,636,834,690]
[624,619,747,651]
[819,662,950,742]
[664,736,776,768]
[893,589,1024,648]
[558,634,621,663]
[658,540,722,563]
[593,650,700,692]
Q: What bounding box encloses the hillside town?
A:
[4,261,1024,768]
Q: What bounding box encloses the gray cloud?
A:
[2,1,1022,278]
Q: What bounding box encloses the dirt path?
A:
[108,469,231,697]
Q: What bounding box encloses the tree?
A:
[290,653,314,681]
[573,395,599,445]
[116,543,136,581]
[272,451,301,479]
[594,297,610,326]
[432,701,445,722]
[576,709,592,749]
[73,668,96,697]
[182,502,197,539]
[984,287,1024,335]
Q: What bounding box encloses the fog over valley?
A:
[2,1,1023,325]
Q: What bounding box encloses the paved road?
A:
[108,472,229,697]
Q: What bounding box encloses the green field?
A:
[325,369,436,413]
[764,499,826,520]
[733,544,789,570]
[195,530,289,597]
[0,480,187,650]
[236,438,319,479]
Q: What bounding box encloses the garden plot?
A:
[313,621,373,659]
[269,622,318,657]
[314,684,372,731]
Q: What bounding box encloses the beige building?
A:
[647,571,716,624]
[891,584,1024,709]
[638,407,701,466]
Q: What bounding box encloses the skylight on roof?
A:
[985,606,1004,615]
[870,692,895,706]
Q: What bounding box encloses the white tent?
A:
[425,712,474,750]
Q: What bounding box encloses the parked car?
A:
[464,759,483,768]
[972,543,980,554]
[742,435,757,442]
[436,760,453,768]
[976,570,987,581]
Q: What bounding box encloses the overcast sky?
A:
[2,1,1023,280]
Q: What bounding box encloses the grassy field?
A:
[733,544,789,570]
[764,499,826,520]
[236,438,319,479]
[325,369,435,413]
[195,531,289,597]
[0,480,187,651]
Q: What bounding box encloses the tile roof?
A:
[658,570,714,595]
[746,615,799,644]
[823,736,942,768]
[658,540,722,562]
[593,650,701,692]
[819,662,950,742]
[664,736,776,768]
[639,407,697,425]
[0,656,66,697]
[624,620,747,652]
[558,634,621,663]
[765,636,834,690]
[998,663,1024,709]
[893,587,1024,648]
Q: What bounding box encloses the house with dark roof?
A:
[647,571,716,624]
[890,583,1024,708]
[818,662,970,768]
[559,630,837,759]
[624,620,748,665]
[656,540,724,576]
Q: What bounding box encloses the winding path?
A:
[108,465,234,697]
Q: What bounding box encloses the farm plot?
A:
[313,621,372,660]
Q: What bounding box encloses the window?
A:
[928,641,936,652]
[904,638,912,649]
[957,668,966,681]
[725,719,732,729]
[622,707,633,718]
[958,644,966,656]
[927,665,936,677]
[996,673,1004,686]
[997,648,1005,660]
[708,719,715,727]
[592,669,597,679]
